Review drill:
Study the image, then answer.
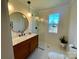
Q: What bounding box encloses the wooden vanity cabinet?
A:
[13,35,38,59]
[30,35,38,53]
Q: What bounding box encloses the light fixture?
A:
[8,3,14,13]
[40,18,44,22]
[27,12,32,17]
[27,1,41,22]
[35,16,39,20]
[27,1,32,17]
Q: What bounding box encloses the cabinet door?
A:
[30,36,38,53]
[13,40,30,59]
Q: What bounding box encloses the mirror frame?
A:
[10,12,29,33]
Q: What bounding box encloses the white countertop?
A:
[12,33,37,46]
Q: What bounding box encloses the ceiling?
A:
[16,0,70,10]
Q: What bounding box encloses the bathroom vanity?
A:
[10,12,38,59]
[13,34,38,59]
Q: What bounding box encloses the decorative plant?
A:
[59,36,68,44]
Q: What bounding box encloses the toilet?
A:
[67,44,77,59]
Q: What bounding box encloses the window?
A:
[48,13,60,33]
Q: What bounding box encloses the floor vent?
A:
[38,47,45,51]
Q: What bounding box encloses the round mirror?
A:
[10,12,29,33]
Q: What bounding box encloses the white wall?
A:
[68,0,77,47]
[30,17,38,34]
[1,0,14,59]
[38,2,71,52]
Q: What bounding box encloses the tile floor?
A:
[28,45,68,59]
[28,48,48,59]
[27,42,76,59]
